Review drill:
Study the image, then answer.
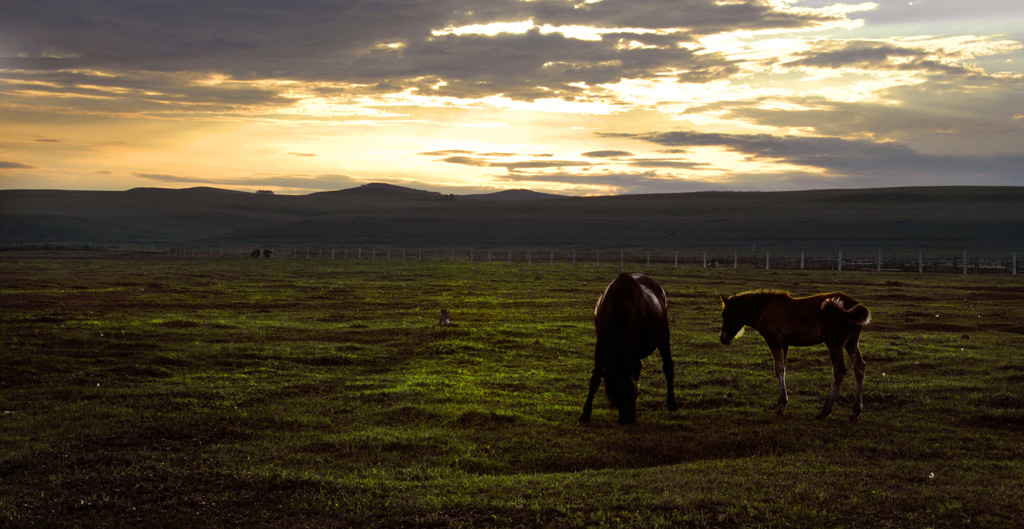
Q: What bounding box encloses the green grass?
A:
[2,253,1023,527]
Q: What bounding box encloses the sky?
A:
[1,0,1022,196]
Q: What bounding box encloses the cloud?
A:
[493,169,725,194]
[439,156,591,171]
[0,161,35,169]
[610,130,1024,186]
[420,150,475,156]
[133,172,363,191]
[582,150,634,158]
[629,158,710,170]
[287,152,317,157]
[783,40,972,75]
[440,156,492,167]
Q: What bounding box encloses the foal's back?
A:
[762,291,861,347]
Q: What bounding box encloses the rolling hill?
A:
[2,184,1022,251]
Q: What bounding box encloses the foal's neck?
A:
[737,292,782,325]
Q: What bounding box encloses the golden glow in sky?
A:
[1,0,1022,195]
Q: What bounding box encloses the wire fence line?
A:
[4,242,1019,275]
[94,244,1021,275]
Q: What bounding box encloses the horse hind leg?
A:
[846,329,866,419]
[658,338,679,412]
[578,369,602,424]
[817,343,849,420]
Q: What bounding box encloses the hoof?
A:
[666,400,679,412]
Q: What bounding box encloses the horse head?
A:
[718,294,746,345]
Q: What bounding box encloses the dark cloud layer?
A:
[0,0,843,103]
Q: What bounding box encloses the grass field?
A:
[2,253,1023,527]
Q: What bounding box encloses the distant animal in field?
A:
[439,309,453,327]
[579,273,678,425]
[251,248,261,258]
[262,249,272,258]
[718,290,870,420]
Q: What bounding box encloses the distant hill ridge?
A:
[2,185,1022,248]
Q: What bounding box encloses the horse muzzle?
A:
[720,334,732,345]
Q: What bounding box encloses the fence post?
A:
[646,252,650,268]
[963,250,968,275]
[800,250,805,270]
[765,249,770,270]
[918,251,923,273]
[702,252,706,269]
[1014,252,1018,276]
[551,251,554,265]
[620,251,624,268]
[838,250,843,271]
[597,251,600,266]
[573,250,576,266]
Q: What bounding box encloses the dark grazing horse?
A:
[719,290,870,420]
[579,273,678,425]
[251,248,261,258]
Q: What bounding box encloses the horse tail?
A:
[822,297,871,326]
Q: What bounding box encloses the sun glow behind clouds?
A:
[432,19,685,42]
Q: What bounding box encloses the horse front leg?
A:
[578,369,602,424]
[846,330,866,419]
[771,345,788,415]
[658,340,678,412]
[817,343,849,420]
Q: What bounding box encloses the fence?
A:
[92,244,1023,275]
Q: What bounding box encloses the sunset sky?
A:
[1,0,1022,195]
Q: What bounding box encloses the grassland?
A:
[2,253,1023,527]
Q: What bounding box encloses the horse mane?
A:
[724,290,790,324]
[735,289,791,299]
